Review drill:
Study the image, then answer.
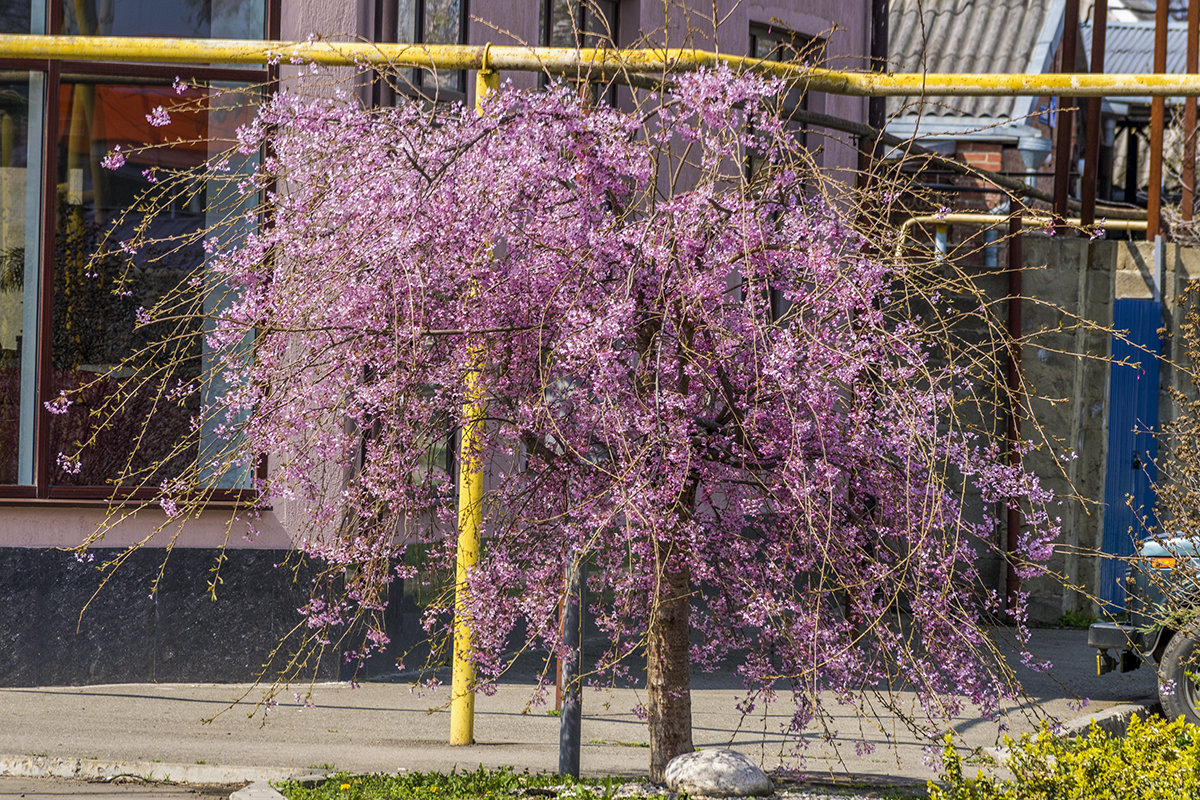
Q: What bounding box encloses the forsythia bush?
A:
[929,715,1200,799]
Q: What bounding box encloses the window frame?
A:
[538,0,619,102]
[745,23,824,325]
[748,23,823,160]
[540,0,619,50]
[0,0,279,502]
[388,0,471,103]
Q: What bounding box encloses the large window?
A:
[746,24,822,324]
[540,0,617,50]
[0,0,274,499]
[539,1,618,101]
[749,24,820,157]
[397,0,469,98]
[60,0,264,39]
[0,72,44,486]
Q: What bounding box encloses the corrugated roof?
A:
[888,0,1064,122]
[1111,0,1190,19]
[1080,20,1189,75]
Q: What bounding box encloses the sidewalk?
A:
[0,629,1157,787]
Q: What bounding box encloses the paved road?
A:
[0,628,1158,792]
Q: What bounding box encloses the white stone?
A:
[663,749,773,797]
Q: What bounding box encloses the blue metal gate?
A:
[1100,298,1161,609]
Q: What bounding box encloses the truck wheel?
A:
[1160,632,1200,726]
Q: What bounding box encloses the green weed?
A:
[277,767,644,800]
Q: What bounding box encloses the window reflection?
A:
[50,80,254,488]
[541,0,617,49]
[61,0,264,39]
[538,1,618,101]
[398,0,467,96]
[748,25,819,165]
[0,73,43,486]
[1,0,34,34]
[750,26,819,63]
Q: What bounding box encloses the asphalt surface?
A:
[0,628,1159,795]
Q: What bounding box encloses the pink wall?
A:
[0,504,293,549]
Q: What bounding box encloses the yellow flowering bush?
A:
[930,714,1200,800]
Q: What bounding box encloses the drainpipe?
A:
[1018,137,1053,196]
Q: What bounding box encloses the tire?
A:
[1159,632,1200,726]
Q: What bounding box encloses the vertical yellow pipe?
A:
[449,61,499,748]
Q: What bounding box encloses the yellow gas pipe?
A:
[896,213,1149,259]
[448,58,499,747]
[8,35,1200,97]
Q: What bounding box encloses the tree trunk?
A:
[647,558,693,783]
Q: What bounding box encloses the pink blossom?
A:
[44,393,72,415]
[146,106,171,127]
[101,146,125,170]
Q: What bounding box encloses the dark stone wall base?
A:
[0,547,341,686]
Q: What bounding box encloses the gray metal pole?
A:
[558,553,585,778]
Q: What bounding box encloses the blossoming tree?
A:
[72,68,1058,779]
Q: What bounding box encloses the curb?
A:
[982,698,1162,763]
[0,754,306,785]
[1058,698,1162,738]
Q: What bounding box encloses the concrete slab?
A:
[0,776,231,800]
[0,758,297,786]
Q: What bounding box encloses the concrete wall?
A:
[1018,237,1116,623]
[1013,238,1200,622]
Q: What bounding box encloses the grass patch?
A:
[277,766,647,800]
